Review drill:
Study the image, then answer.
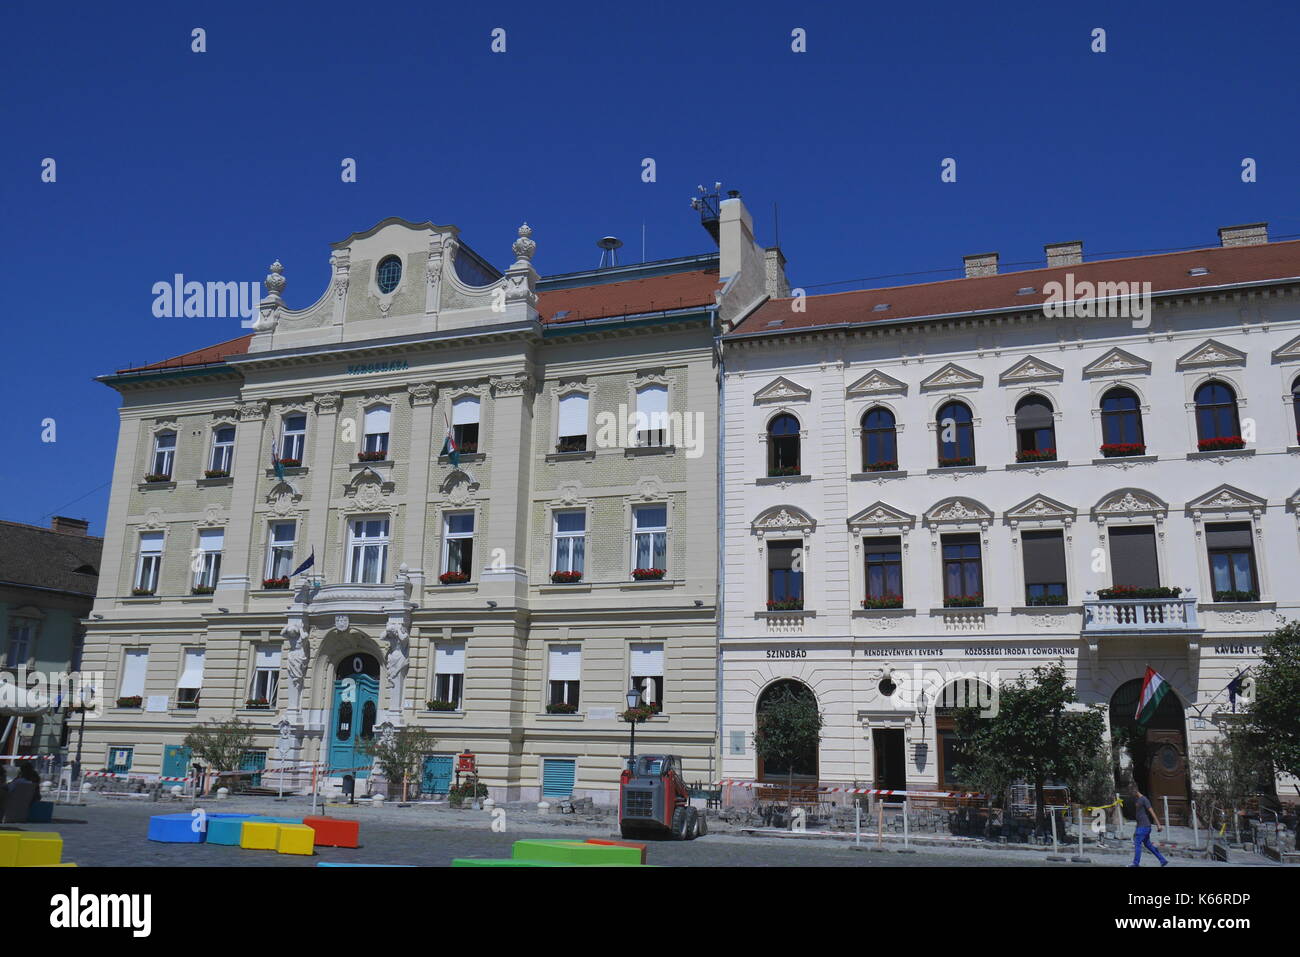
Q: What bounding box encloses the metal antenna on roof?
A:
[597,236,623,269]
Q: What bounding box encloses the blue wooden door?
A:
[421,754,453,795]
[542,758,576,798]
[162,745,192,782]
[329,655,380,779]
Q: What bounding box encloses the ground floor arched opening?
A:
[1109,677,1191,824]
[755,679,819,785]
[934,677,996,789]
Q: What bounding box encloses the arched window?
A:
[935,401,975,467]
[1014,395,1056,462]
[861,407,898,471]
[376,255,402,294]
[1292,377,1300,442]
[1100,387,1144,456]
[1194,381,1242,449]
[767,414,801,476]
[755,680,819,783]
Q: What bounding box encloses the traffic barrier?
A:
[239,820,281,850]
[275,823,316,856]
[304,816,360,848]
[147,812,204,844]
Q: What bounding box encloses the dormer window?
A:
[376,255,402,294]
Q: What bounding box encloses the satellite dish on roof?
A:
[597,236,623,268]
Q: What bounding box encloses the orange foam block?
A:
[304,816,360,848]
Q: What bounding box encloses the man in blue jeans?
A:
[1129,785,1169,867]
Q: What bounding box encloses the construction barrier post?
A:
[855,804,861,847]
[1163,795,1170,832]
[1191,801,1200,849]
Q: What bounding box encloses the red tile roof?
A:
[731,240,1300,337]
[113,269,721,374]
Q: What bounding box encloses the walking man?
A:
[1129,784,1169,867]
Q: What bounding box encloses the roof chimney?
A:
[963,252,999,278]
[1218,223,1268,247]
[51,516,89,536]
[1045,240,1083,268]
[764,247,790,299]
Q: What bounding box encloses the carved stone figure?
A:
[382,622,410,705]
[283,623,311,713]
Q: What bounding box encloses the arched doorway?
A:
[755,679,819,784]
[934,677,996,788]
[328,653,380,779]
[1110,677,1190,824]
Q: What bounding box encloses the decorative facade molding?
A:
[1176,338,1248,370]
[1004,493,1076,525]
[237,400,268,421]
[1091,487,1168,520]
[266,480,304,517]
[1271,332,1300,363]
[751,505,816,534]
[753,376,812,404]
[406,381,438,406]
[919,363,983,392]
[845,369,907,398]
[314,392,342,414]
[847,502,916,533]
[490,374,532,398]
[923,496,993,526]
[999,355,1064,385]
[1186,483,1267,518]
[1082,347,1151,378]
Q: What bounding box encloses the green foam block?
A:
[509,839,643,866]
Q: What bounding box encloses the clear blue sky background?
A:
[2,0,1297,535]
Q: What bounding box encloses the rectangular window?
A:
[552,510,586,574]
[209,426,235,473]
[557,392,588,452]
[630,642,664,710]
[177,648,205,706]
[863,536,903,603]
[433,642,465,709]
[136,531,164,593]
[548,644,581,709]
[108,746,134,774]
[195,528,223,590]
[151,432,176,478]
[348,517,390,584]
[1108,525,1159,589]
[452,397,480,453]
[767,540,804,604]
[635,384,668,447]
[1206,522,1258,601]
[266,521,296,581]
[120,648,148,699]
[281,414,307,464]
[632,505,667,572]
[363,406,391,456]
[941,533,983,604]
[443,512,475,578]
[1022,529,1067,605]
[249,644,280,704]
[5,618,38,668]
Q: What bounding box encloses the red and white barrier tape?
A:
[0,754,54,761]
[83,771,192,782]
[717,780,986,799]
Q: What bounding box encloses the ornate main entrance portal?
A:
[328,654,380,779]
[1109,677,1191,824]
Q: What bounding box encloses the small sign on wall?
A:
[730,730,746,755]
[588,707,616,721]
[146,696,169,712]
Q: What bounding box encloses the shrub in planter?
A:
[550,570,583,584]
[438,571,470,585]
[866,461,898,472]
[448,780,489,807]
[143,473,171,483]
[1026,593,1068,606]
[766,598,805,611]
[861,594,904,609]
[262,577,290,589]
[116,695,143,709]
[203,469,230,479]
[1198,436,1245,452]
[767,465,801,477]
[943,594,984,608]
[620,705,657,723]
[632,567,666,581]
[1213,589,1260,603]
[555,439,586,453]
[278,458,301,468]
[1015,448,1056,463]
[937,456,975,468]
[546,702,579,715]
[176,699,200,709]
[131,587,155,596]
[1096,585,1182,600]
[357,449,387,462]
[1100,442,1145,457]
[426,699,458,712]
[191,585,215,595]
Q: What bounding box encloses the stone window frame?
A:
[1183,370,1248,450]
[441,382,489,456]
[4,606,44,670]
[1089,378,1153,454]
[627,369,677,449]
[759,406,808,476]
[546,502,591,578]
[1004,385,1063,463]
[132,524,169,594]
[436,505,479,580]
[849,400,905,472]
[927,393,982,467]
[146,420,180,478]
[549,377,595,452]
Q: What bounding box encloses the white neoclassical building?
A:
[82,213,769,803]
[715,210,1300,818]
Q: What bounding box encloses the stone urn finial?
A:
[265,260,286,297]
[512,223,536,262]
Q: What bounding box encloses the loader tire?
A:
[672,807,690,841]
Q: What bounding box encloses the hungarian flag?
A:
[270,440,285,481]
[441,427,460,467]
[1135,667,1171,725]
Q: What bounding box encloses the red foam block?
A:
[304,816,360,848]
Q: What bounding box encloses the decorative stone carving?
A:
[439,469,480,505]
[330,249,350,301]
[999,355,1064,385]
[267,480,303,517]
[407,381,437,406]
[1177,338,1247,370]
[555,481,584,506]
[199,504,224,527]
[265,260,286,297]
[344,469,395,509]
[846,369,907,398]
[283,624,311,713]
[1187,484,1266,514]
[1093,488,1167,517]
[924,497,993,525]
[382,621,410,706]
[1005,494,1075,523]
[491,374,531,398]
[847,502,915,532]
[752,505,816,533]
[237,400,268,421]
[142,508,165,529]
[315,392,341,415]
[753,376,812,403]
[631,476,667,502]
[512,223,536,263]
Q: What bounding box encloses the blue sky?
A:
[2,0,1297,534]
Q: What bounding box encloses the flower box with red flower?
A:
[191,585,215,595]
[116,695,143,709]
[620,705,658,723]
[1096,585,1182,600]
[861,594,904,609]
[632,568,666,581]
[439,571,470,585]
[767,465,801,477]
[131,587,155,597]
[866,461,899,472]
[1100,443,1145,458]
[262,577,290,590]
[357,450,387,462]
[1015,448,1056,463]
[278,458,301,468]
[546,702,579,715]
[937,456,976,468]
[143,473,171,483]
[203,469,230,479]
[550,570,583,584]
[766,598,804,611]
[1198,436,1245,452]
[943,594,984,608]
[245,698,270,710]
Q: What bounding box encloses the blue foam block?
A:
[148,812,205,843]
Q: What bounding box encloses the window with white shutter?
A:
[547,644,581,710]
[630,642,665,710]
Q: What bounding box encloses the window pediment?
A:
[848,502,915,532]
[1177,338,1247,370]
[1083,347,1151,378]
[754,376,811,404]
[1271,332,1300,363]
[919,363,983,392]
[1092,487,1168,520]
[1186,484,1266,517]
[846,370,907,398]
[924,497,993,526]
[1004,494,1075,523]
[751,505,816,534]
[999,355,1063,385]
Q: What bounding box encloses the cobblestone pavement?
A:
[16,795,1272,868]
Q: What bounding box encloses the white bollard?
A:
[538,801,551,815]
[216,787,229,800]
[1191,801,1200,849]
[1163,795,1170,833]
[372,794,385,808]
[855,804,861,846]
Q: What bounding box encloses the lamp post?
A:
[625,684,643,765]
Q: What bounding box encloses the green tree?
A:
[183,718,256,792]
[365,726,438,800]
[1244,620,1300,788]
[1191,725,1272,829]
[752,684,823,801]
[953,662,1105,832]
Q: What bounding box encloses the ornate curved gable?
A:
[754,376,811,404]
[1186,484,1266,517]
[999,355,1064,386]
[1004,493,1075,524]
[751,505,816,534]
[924,496,993,526]
[848,502,916,533]
[1176,338,1247,370]
[919,362,983,392]
[1091,487,1168,520]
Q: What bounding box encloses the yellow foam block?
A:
[0,832,21,868]
[16,833,63,867]
[35,862,79,867]
[275,823,316,856]
[240,820,281,850]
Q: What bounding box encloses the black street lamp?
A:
[625,684,643,764]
